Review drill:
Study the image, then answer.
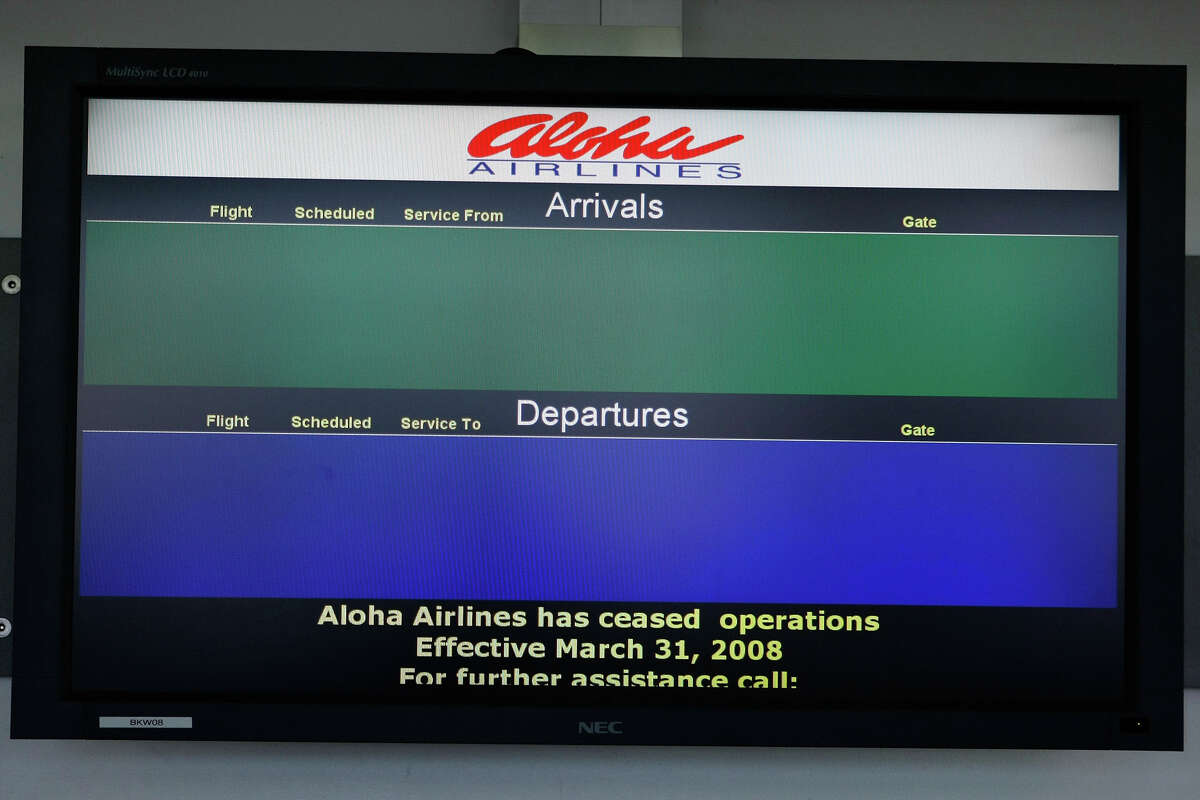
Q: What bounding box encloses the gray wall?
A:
[1,1,1196,797]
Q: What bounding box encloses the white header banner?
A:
[88,99,1119,191]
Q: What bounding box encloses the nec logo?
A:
[578,721,624,735]
[468,112,743,161]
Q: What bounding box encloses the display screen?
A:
[72,99,1125,710]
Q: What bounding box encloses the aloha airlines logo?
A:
[466,111,744,181]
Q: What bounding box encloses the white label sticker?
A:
[98,716,193,729]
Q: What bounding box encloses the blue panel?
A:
[78,432,1117,606]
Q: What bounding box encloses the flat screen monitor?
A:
[11,47,1185,748]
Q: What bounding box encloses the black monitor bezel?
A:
[12,46,1185,748]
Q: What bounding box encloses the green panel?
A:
[82,222,1118,398]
